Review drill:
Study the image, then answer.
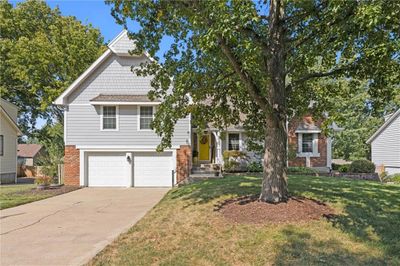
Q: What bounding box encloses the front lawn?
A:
[0,184,79,210]
[89,175,400,265]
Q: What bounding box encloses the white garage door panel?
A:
[134,152,172,187]
[88,153,131,187]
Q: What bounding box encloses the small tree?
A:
[32,123,64,182]
[108,0,400,202]
[0,0,105,134]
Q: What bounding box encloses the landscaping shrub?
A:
[223,150,247,160]
[287,167,317,174]
[338,164,350,173]
[349,159,375,173]
[35,176,52,186]
[331,163,341,171]
[247,161,263,172]
[223,151,247,172]
[382,173,400,184]
[224,160,240,172]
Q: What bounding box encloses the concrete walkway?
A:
[0,188,169,266]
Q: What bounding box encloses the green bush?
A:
[224,160,240,172]
[391,174,400,183]
[35,176,52,186]
[287,167,317,174]
[331,163,341,171]
[349,159,375,173]
[223,151,247,172]
[223,150,246,160]
[338,164,350,173]
[383,173,400,184]
[247,161,263,172]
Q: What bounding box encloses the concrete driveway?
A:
[0,187,169,266]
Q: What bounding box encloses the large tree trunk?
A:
[259,114,288,202]
[259,0,288,203]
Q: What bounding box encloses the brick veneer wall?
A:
[288,115,328,168]
[64,145,80,186]
[176,145,192,184]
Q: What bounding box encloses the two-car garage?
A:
[86,151,174,187]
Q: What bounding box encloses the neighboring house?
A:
[0,98,22,184]
[54,30,338,187]
[366,109,400,175]
[17,144,44,166]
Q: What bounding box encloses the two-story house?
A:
[55,31,336,187]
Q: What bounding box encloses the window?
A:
[139,106,153,130]
[0,135,3,156]
[228,133,240,150]
[102,106,117,130]
[301,133,313,153]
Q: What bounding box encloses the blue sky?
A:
[13,0,128,42]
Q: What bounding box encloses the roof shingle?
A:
[90,94,161,103]
[17,144,43,158]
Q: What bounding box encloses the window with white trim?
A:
[0,135,3,156]
[102,106,117,130]
[228,133,240,150]
[139,106,153,130]
[301,133,313,153]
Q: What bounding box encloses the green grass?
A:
[89,175,400,265]
[0,184,78,209]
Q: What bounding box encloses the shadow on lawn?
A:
[274,227,386,265]
[169,174,400,261]
[290,176,400,260]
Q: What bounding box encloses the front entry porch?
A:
[192,131,223,166]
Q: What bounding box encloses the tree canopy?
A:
[0,0,105,134]
[108,0,399,202]
[108,0,399,148]
[331,79,400,161]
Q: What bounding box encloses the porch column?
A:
[213,131,223,165]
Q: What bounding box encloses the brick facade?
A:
[176,145,191,184]
[288,115,328,168]
[64,145,80,186]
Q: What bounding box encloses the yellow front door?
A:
[198,134,210,161]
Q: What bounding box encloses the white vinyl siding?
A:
[371,114,400,174]
[110,32,136,54]
[67,54,155,104]
[66,105,190,147]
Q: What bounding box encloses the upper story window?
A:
[139,106,154,130]
[301,133,313,153]
[0,135,3,156]
[228,133,240,151]
[102,106,118,130]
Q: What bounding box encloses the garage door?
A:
[134,152,173,187]
[87,153,131,187]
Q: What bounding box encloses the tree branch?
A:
[218,37,272,113]
[288,67,349,91]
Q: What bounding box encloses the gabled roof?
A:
[54,30,142,105]
[0,106,22,136]
[366,109,400,144]
[17,144,43,158]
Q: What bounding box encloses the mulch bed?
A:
[217,195,334,224]
[14,186,80,196]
